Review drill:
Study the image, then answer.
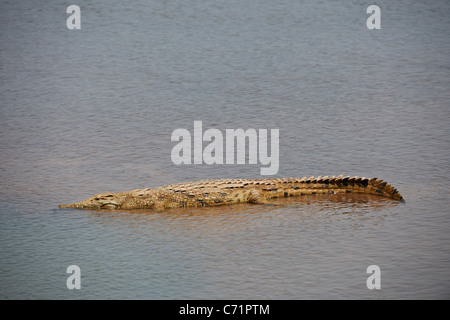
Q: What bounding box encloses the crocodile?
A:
[59,175,404,210]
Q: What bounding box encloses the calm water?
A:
[0,0,449,299]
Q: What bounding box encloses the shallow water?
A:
[0,0,449,299]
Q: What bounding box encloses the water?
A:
[0,0,449,299]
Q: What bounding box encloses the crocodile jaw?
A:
[59,192,122,209]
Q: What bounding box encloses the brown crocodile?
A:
[59,175,404,210]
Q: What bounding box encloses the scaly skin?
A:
[59,175,404,210]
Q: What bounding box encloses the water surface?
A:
[0,0,449,299]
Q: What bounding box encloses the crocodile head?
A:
[59,192,124,210]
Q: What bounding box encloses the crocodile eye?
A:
[105,195,114,198]
[95,198,100,200]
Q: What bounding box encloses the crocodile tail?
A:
[325,175,404,202]
[366,177,404,201]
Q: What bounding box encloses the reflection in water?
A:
[68,193,405,299]
[83,193,402,236]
